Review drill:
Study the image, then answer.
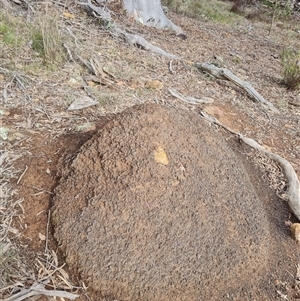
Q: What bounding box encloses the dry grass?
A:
[0,8,66,72]
[162,0,242,23]
[0,4,77,299]
[281,48,300,90]
[0,149,26,295]
[31,16,66,67]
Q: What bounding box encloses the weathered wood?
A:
[3,282,79,301]
[168,87,214,104]
[239,135,300,220]
[79,0,177,59]
[200,111,300,221]
[196,62,278,113]
[123,0,183,34]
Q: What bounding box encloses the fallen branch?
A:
[196,62,278,113]
[80,0,177,59]
[200,111,300,220]
[62,43,74,62]
[2,282,79,301]
[168,87,214,105]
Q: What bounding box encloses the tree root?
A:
[196,62,278,113]
[200,111,300,220]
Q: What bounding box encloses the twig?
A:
[62,43,74,62]
[76,55,93,73]
[45,210,51,253]
[269,0,279,36]
[17,165,28,185]
[21,0,35,13]
[66,27,80,48]
[168,88,214,105]
[169,60,174,74]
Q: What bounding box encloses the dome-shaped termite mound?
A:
[52,104,285,300]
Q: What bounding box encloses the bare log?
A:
[0,0,12,9]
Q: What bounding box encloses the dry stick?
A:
[269,0,279,36]
[62,43,74,62]
[17,165,28,185]
[200,111,300,220]
[21,0,35,13]
[169,60,174,74]
[45,210,51,253]
[168,87,214,105]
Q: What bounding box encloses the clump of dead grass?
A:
[281,48,300,90]
[31,16,66,67]
[0,8,66,72]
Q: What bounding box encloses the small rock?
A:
[290,223,300,242]
[39,233,46,241]
[0,109,10,116]
[0,126,9,140]
[67,96,98,110]
[154,146,169,165]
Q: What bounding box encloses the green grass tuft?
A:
[162,0,242,23]
[281,48,300,90]
[0,14,21,45]
[31,17,65,67]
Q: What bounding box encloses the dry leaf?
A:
[39,233,46,241]
[63,12,75,19]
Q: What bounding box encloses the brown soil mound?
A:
[52,104,285,300]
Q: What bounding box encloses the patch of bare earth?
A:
[1,1,300,300]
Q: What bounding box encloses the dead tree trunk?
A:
[81,0,180,58]
[123,0,183,33]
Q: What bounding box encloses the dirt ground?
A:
[1,1,300,300]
